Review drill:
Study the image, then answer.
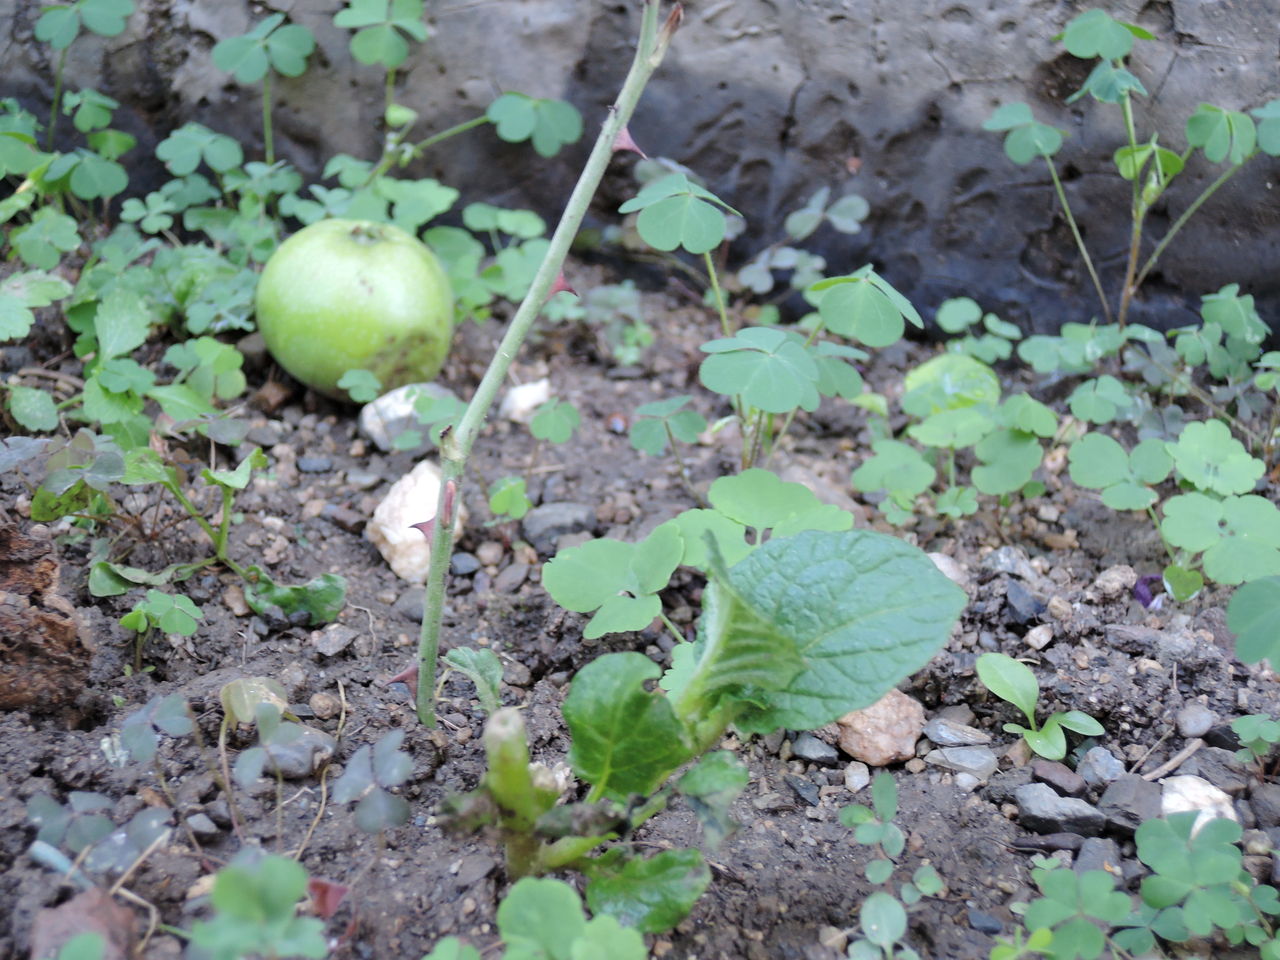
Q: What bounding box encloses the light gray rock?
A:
[793,732,840,765]
[923,717,991,747]
[1175,702,1216,739]
[1074,837,1122,876]
[983,546,1038,581]
[1016,783,1105,836]
[844,761,871,793]
[263,726,337,779]
[1077,746,1126,787]
[924,746,999,782]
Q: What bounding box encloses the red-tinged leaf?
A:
[612,125,647,158]
[308,876,350,919]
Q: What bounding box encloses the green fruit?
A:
[254,219,454,399]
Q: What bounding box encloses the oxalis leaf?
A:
[669,529,966,735]
[244,567,347,624]
[1227,575,1280,664]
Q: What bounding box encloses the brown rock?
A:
[0,524,91,711]
[835,689,925,766]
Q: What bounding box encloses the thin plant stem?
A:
[659,611,686,645]
[414,1,682,726]
[702,249,731,337]
[262,72,274,166]
[47,48,69,150]
[1145,505,1177,565]
[663,421,704,505]
[1133,163,1243,292]
[1043,155,1113,325]
[384,69,396,123]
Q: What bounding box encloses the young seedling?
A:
[332,730,414,834]
[976,653,1104,761]
[441,646,504,716]
[840,774,944,960]
[190,852,328,960]
[118,588,203,673]
[1232,715,1280,773]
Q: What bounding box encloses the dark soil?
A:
[2,265,1278,960]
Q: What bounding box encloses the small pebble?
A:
[476,541,504,566]
[297,455,333,473]
[844,761,871,793]
[493,562,529,593]
[186,813,220,840]
[1077,746,1125,787]
[1024,623,1054,650]
[450,552,481,576]
[1176,702,1216,739]
[310,692,341,720]
[793,732,839,765]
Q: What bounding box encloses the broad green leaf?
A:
[817,278,903,348]
[1068,375,1130,424]
[902,353,1000,417]
[1254,99,1280,155]
[705,530,965,734]
[619,173,735,254]
[584,850,710,934]
[1228,575,1280,664]
[851,439,934,500]
[563,653,692,800]
[0,270,72,341]
[972,429,1042,496]
[860,891,907,949]
[11,207,81,269]
[442,647,503,714]
[707,468,851,537]
[572,915,646,960]
[936,297,981,334]
[486,93,583,158]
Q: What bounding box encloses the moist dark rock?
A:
[985,765,1035,805]
[1204,723,1244,752]
[521,502,597,555]
[1032,759,1086,798]
[1250,783,1280,829]
[1011,832,1084,853]
[1076,747,1126,788]
[1015,783,1104,836]
[1097,775,1163,837]
[321,503,366,533]
[967,908,1002,935]
[1004,580,1044,626]
[792,733,839,765]
[784,774,821,807]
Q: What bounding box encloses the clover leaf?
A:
[530,397,579,444]
[1068,433,1172,510]
[699,326,821,414]
[811,266,922,348]
[35,0,134,49]
[972,429,1044,496]
[156,123,244,176]
[11,207,81,269]
[901,353,1000,417]
[1186,104,1257,165]
[1167,419,1263,496]
[1059,8,1150,60]
[486,93,583,158]
[619,173,738,254]
[542,523,683,639]
[333,0,429,69]
[630,395,707,457]
[1253,99,1280,156]
[1161,493,1280,585]
[0,270,72,342]
[983,102,1064,164]
[1068,375,1132,424]
[851,439,934,508]
[212,14,316,84]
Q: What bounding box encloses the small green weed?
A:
[975,653,1104,761]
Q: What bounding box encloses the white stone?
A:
[366,460,467,582]
[359,382,459,451]
[1091,564,1137,600]
[844,761,871,793]
[1025,624,1054,650]
[499,378,550,424]
[836,689,925,767]
[1161,774,1238,834]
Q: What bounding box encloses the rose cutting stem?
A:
[414,1,683,725]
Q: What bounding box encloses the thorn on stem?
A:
[545,270,579,303]
[612,125,648,158]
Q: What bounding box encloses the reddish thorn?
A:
[410,479,457,542]
[544,270,579,304]
[385,663,418,688]
[308,877,350,920]
[411,518,435,540]
[612,125,648,159]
